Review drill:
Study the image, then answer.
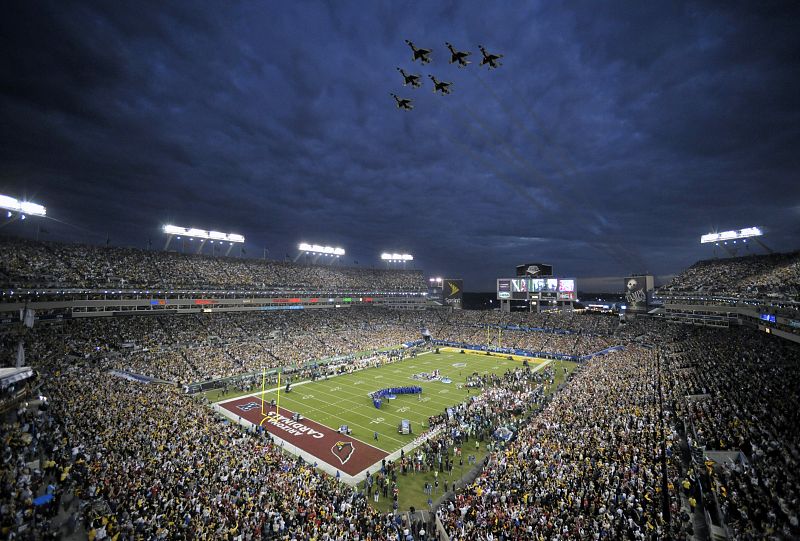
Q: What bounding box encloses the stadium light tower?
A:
[700,226,770,256]
[162,225,244,255]
[381,252,413,268]
[0,194,46,229]
[297,242,345,264]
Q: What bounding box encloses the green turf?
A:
[216,351,550,453]
[213,350,579,512]
[359,442,492,514]
[361,356,578,513]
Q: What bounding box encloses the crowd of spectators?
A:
[2,359,409,539]
[0,236,426,293]
[659,251,800,299]
[429,310,618,357]
[4,293,800,539]
[438,346,684,540]
[661,326,800,539]
[420,364,555,467]
[1,309,428,384]
[2,309,623,385]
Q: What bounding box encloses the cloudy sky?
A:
[1,1,798,291]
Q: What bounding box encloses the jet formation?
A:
[396,68,422,88]
[392,41,502,111]
[390,93,413,110]
[428,75,452,95]
[446,42,471,67]
[478,45,503,69]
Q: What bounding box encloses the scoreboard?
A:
[497,277,576,301]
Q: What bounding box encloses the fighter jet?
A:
[428,75,452,95]
[390,93,413,110]
[396,67,422,88]
[478,45,503,69]
[405,40,432,64]
[445,42,471,67]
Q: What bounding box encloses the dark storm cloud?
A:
[1,1,798,291]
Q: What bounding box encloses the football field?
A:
[215,349,552,480]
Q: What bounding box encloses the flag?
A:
[16,341,25,368]
[242,248,246,255]
[24,309,35,328]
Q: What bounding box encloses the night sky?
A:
[1,1,798,292]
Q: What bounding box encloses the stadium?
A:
[2,3,799,541]
[2,231,799,540]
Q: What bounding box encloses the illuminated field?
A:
[215,350,551,479]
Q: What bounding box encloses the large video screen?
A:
[511,278,529,299]
[499,277,577,301]
[624,276,649,311]
[497,279,511,299]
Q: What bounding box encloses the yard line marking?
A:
[262,396,406,446]
[325,380,458,410]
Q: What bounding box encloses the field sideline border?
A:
[212,351,552,484]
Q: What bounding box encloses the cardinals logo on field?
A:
[331,441,355,465]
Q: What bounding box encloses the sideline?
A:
[213,354,553,485]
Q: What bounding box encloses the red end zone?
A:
[219,396,388,476]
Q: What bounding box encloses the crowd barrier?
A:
[431,339,579,361]
[578,345,625,360]
[431,340,625,362]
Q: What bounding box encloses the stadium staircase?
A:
[569,329,582,357]
[662,350,714,541]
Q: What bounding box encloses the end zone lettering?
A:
[263,412,325,439]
